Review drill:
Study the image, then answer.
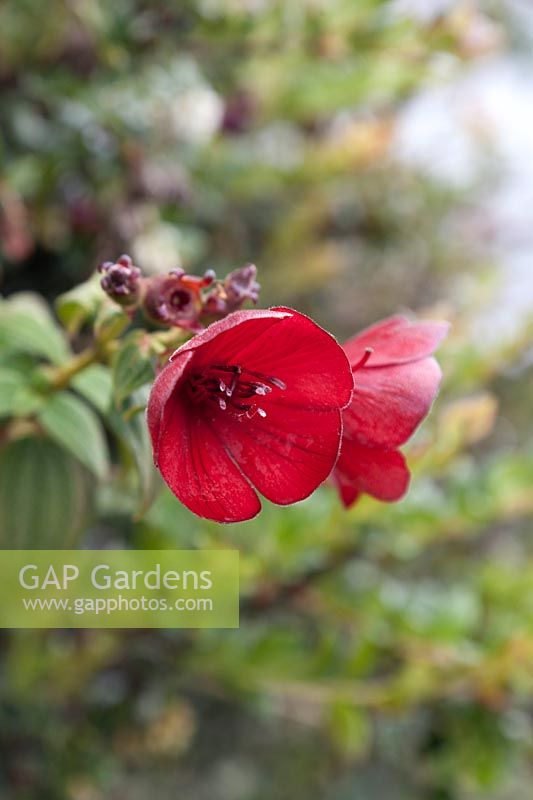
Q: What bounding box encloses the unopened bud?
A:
[202,264,260,319]
[225,263,260,307]
[98,255,142,307]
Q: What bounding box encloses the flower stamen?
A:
[352,347,373,372]
[189,364,286,418]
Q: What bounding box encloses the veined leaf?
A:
[0,436,93,548]
[38,391,110,480]
[108,389,160,517]
[112,338,155,408]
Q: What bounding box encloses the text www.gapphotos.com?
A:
[22,595,214,615]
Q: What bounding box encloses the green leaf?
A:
[0,351,37,372]
[94,301,130,341]
[108,390,160,517]
[0,368,27,417]
[38,391,110,480]
[0,436,93,548]
[55,272,104,335]
[72,364,113,414]
[112,339,155,407]
[328,703,371,760]
[11,386,46,417]
[0,299,70,365]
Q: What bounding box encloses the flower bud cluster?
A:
[97,256,260,331]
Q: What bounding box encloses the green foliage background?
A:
[1,1,533,798]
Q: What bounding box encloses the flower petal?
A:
[332,469,361,509]
[147,351,194,463]
[343,357,442,448]
[156,394,261,523]
[215,402,343,505]
[334,440,410,507]
[174,307,353,412]
[170,308,291,362]
[149,307,353,521]
[252,307,353,411]
[344,315,449,368]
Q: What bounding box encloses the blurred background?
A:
[1,0,533,798]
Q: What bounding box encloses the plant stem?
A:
[44,327,190,394]
[46,345,100,392]
[240,540,361,616]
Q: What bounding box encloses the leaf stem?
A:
[45,345,101,392]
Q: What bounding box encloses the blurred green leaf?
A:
[71,364,113,414]
[112,338,155,408]
[108,390,159,517]
[0,436,93,548]
[438,393,499,451]
[11,385,45,417]
[94,301,130,342]
[38,391,110,480]
[328,702,372,761]
[0,300,70,365]
[0,367,27,416]
[55,272,104,335]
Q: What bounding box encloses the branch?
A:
[240,540,361,616]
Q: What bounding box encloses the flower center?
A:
[188,364,286,419]
[170,289,192,310]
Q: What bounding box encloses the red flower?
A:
[333,315,449,507]
[148,308,353,522]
